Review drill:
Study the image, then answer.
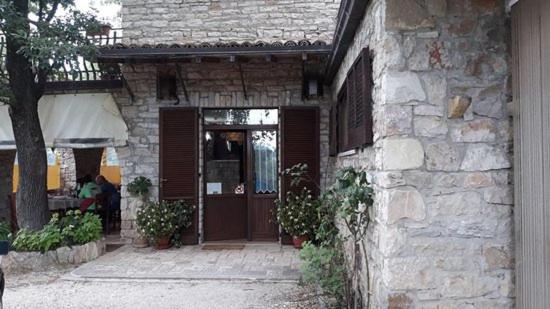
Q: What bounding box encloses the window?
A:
[331,48,374,154]
[203,109,278,125]
[157,68,177,100]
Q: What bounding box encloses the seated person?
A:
[95,175,121,212]
[79,174,100,212]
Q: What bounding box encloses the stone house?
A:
[2,0,550,307]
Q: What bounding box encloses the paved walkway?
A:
[68,242,302,282]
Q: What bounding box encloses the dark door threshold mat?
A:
[201,244,245,251]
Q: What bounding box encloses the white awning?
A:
[0,93,128,150]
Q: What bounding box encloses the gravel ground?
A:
[2,268,323,309]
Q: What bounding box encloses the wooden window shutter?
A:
[346,48,374,149]
[337,85,348,152]
[281,107,320,198]
[329,106,338,156]
[159,107,199,244]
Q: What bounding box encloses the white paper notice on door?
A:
[207,183,222,195]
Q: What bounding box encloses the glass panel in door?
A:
[204,131,246,195]
[251,130,278,194]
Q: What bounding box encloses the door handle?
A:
[160,178,168,182]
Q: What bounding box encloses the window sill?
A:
[337,149,357,157]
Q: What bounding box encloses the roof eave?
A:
[97,45,333,63]
[325,0,371,84]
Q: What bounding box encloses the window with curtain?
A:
[252,130,278,194]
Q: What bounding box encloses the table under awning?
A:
[0,93,128,150]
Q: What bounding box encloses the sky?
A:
[74,0,122,27]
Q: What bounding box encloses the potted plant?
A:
[136,200,195,250]
[275,187,319,249]
[128,176,153,248]
[127,176,153,200]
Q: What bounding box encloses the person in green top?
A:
[78,174,100,211]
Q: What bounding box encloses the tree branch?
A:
[38,0,46,21]
[45,0,61,23]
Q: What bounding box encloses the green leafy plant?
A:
[169,200,196,247]
[12,224,62,253]
[11,229,41,252]
[281,164,375,308]
[11,210,102,252]
[127,176,153,199]
[275,187,319,237]
[300,241,346,302]
[0,220,12,241]
[136,200,195,245]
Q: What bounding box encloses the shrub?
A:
[275,187,319,237]
[0,220,11,241]
[12,225,63,253]
[300,241,346,303]
[11,210,102,252]
[59,211,102,245]
[137,200,195,245]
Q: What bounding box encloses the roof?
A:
[97,40,332,62]
[325,0,371,83]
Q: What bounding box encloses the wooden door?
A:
[512,0,550,307]
[203,130,247,241]
[280,107,320,244]
[248,130,279,241]
[159,107,199,244]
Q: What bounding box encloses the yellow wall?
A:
[13,165,61,192]
[12,147,121,192]
[100,165,121,185]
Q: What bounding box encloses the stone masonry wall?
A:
[54,148,76,191]
[330,0,513,307]
[121,0,341,45]
[112,57,331,240]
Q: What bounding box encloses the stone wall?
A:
[330,0,513,307]
[121,0,341,45]
[55,148,76,191]
[113,57,331,240]
[0,150,15,222]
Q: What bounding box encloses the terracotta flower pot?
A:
[155,236,172,250]
[292,235,309,249]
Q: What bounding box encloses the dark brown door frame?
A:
[202,108,280,241]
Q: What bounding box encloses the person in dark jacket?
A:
[95,175,120,211]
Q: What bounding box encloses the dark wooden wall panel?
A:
[249,196,278,241]
[160,107,199,244]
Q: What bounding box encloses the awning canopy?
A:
[0,93,128,150]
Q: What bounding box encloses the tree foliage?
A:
[0,0,100,105]
[0,0,100,230]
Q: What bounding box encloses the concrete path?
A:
[3,244,320,309]
[4,269,315,309]
[68,243,302,282]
